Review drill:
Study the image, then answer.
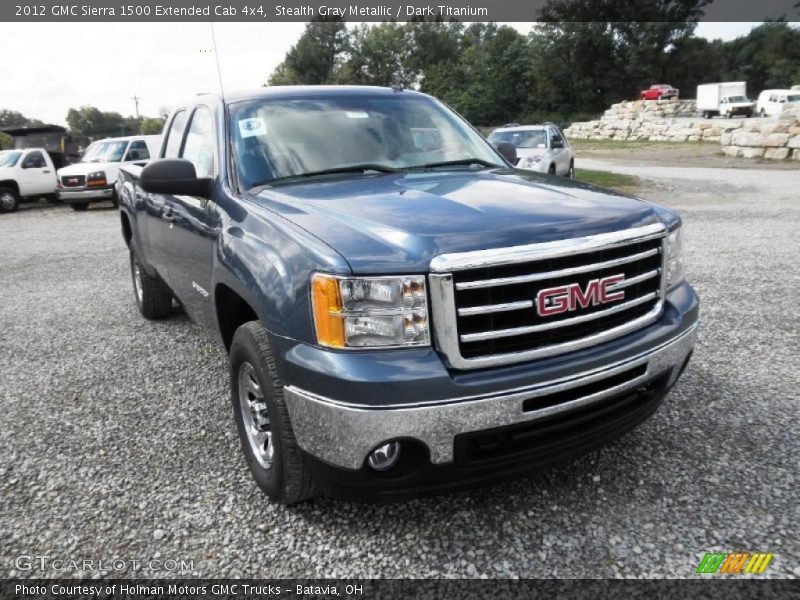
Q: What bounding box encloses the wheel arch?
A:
[215,283,259,352]
[0,180,20,195]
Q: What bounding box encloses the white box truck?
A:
[697,82,754,119]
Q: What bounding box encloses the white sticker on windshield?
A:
[345,111,370,119]
[238,118,267,138]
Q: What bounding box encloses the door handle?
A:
[43,170,51,173]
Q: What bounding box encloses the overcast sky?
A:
[0,21,772,125]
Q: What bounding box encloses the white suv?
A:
[488,124,574,177]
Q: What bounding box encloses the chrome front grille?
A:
[429,224,668,369]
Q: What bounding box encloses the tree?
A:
[66,106,139,145]
[267,17,349,85]
[338,23,415,86]
[0,109,45,149]
[140,117,165,135]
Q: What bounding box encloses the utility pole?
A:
[131,95,140,121]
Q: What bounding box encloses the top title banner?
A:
[3,0,798,22]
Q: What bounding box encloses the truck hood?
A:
[515,147,548,159]
[58,162,119,176]
[250,169,669,273]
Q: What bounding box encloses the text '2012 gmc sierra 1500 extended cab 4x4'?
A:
[117,86,698,503]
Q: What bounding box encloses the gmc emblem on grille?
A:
[68,178,78,184]
[536,274,625,317]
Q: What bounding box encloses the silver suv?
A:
[488,123,574,177]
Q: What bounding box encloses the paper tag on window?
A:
[238,118,267,138]
[345,111,369,119]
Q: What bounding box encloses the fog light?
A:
[367,441,401,471]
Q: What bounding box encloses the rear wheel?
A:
[129,249,173,319]
[71,202,89,211]
[229,321,315,504]
[0,187,19,213]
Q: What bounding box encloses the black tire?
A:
[703,111,710,119]
[568,161,575,179]
[48,194,62,205]
[229,321,315,504]
[0,187,19,213]
[548,163,556,175]
[760,109,766,118]
[71,202,89,211]
[129,248,173,319]
[110,192,119,209]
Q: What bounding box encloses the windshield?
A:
[726,96,748,103]
[229,94,504,188]
[81,140,128,163]
[488,129,547,149]
[0,151,22,168]
[788,95,800,103]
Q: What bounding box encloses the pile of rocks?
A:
[564,99,723,142]
[720,109,800,160]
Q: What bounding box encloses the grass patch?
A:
[571,139,716,152]
[574,168,639,189]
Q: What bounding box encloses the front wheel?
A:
[229,321,315,504]
[548,163,556,175]
[71,202,89,211]
[0,187,19,213]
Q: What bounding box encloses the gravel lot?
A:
[1,156,799,579]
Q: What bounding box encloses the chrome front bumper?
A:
[57,187,114,201]
[284,322,697,470]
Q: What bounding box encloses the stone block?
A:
[764,147,790,160]
[761,133,791,147]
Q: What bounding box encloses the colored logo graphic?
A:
[696,552,773,574]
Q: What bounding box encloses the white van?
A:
[56,135,161,210]
[756,89,800,117]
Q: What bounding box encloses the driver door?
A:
[19,151,54,196]
[548,128,569,176]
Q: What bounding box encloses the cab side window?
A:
[125,140,150,161]
[163,110,187,158]
[181,107,215,179]
[22,151,46,168]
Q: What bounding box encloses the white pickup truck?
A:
[57,135,160,210]
[0,148,58,213]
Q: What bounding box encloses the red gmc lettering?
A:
[537,274,626,317]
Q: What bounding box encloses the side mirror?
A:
[140,159,211,196]
[551,139,565,149]
[494,142,517,165]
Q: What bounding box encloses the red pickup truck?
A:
[640,84,679,101]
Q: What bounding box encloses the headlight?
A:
[87,171,107,187]
[520,156,543,167]
[311,274,429,349]
[665,226,684,289]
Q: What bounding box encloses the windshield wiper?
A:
[408,158,504,171]
[250,164,401,191]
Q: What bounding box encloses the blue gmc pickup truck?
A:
[116,86,698,503]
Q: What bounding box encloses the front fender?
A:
[213,202,350,343]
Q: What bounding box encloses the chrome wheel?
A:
[238,361,273,470]
[0,191,16,211]
[132,257,144,304]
